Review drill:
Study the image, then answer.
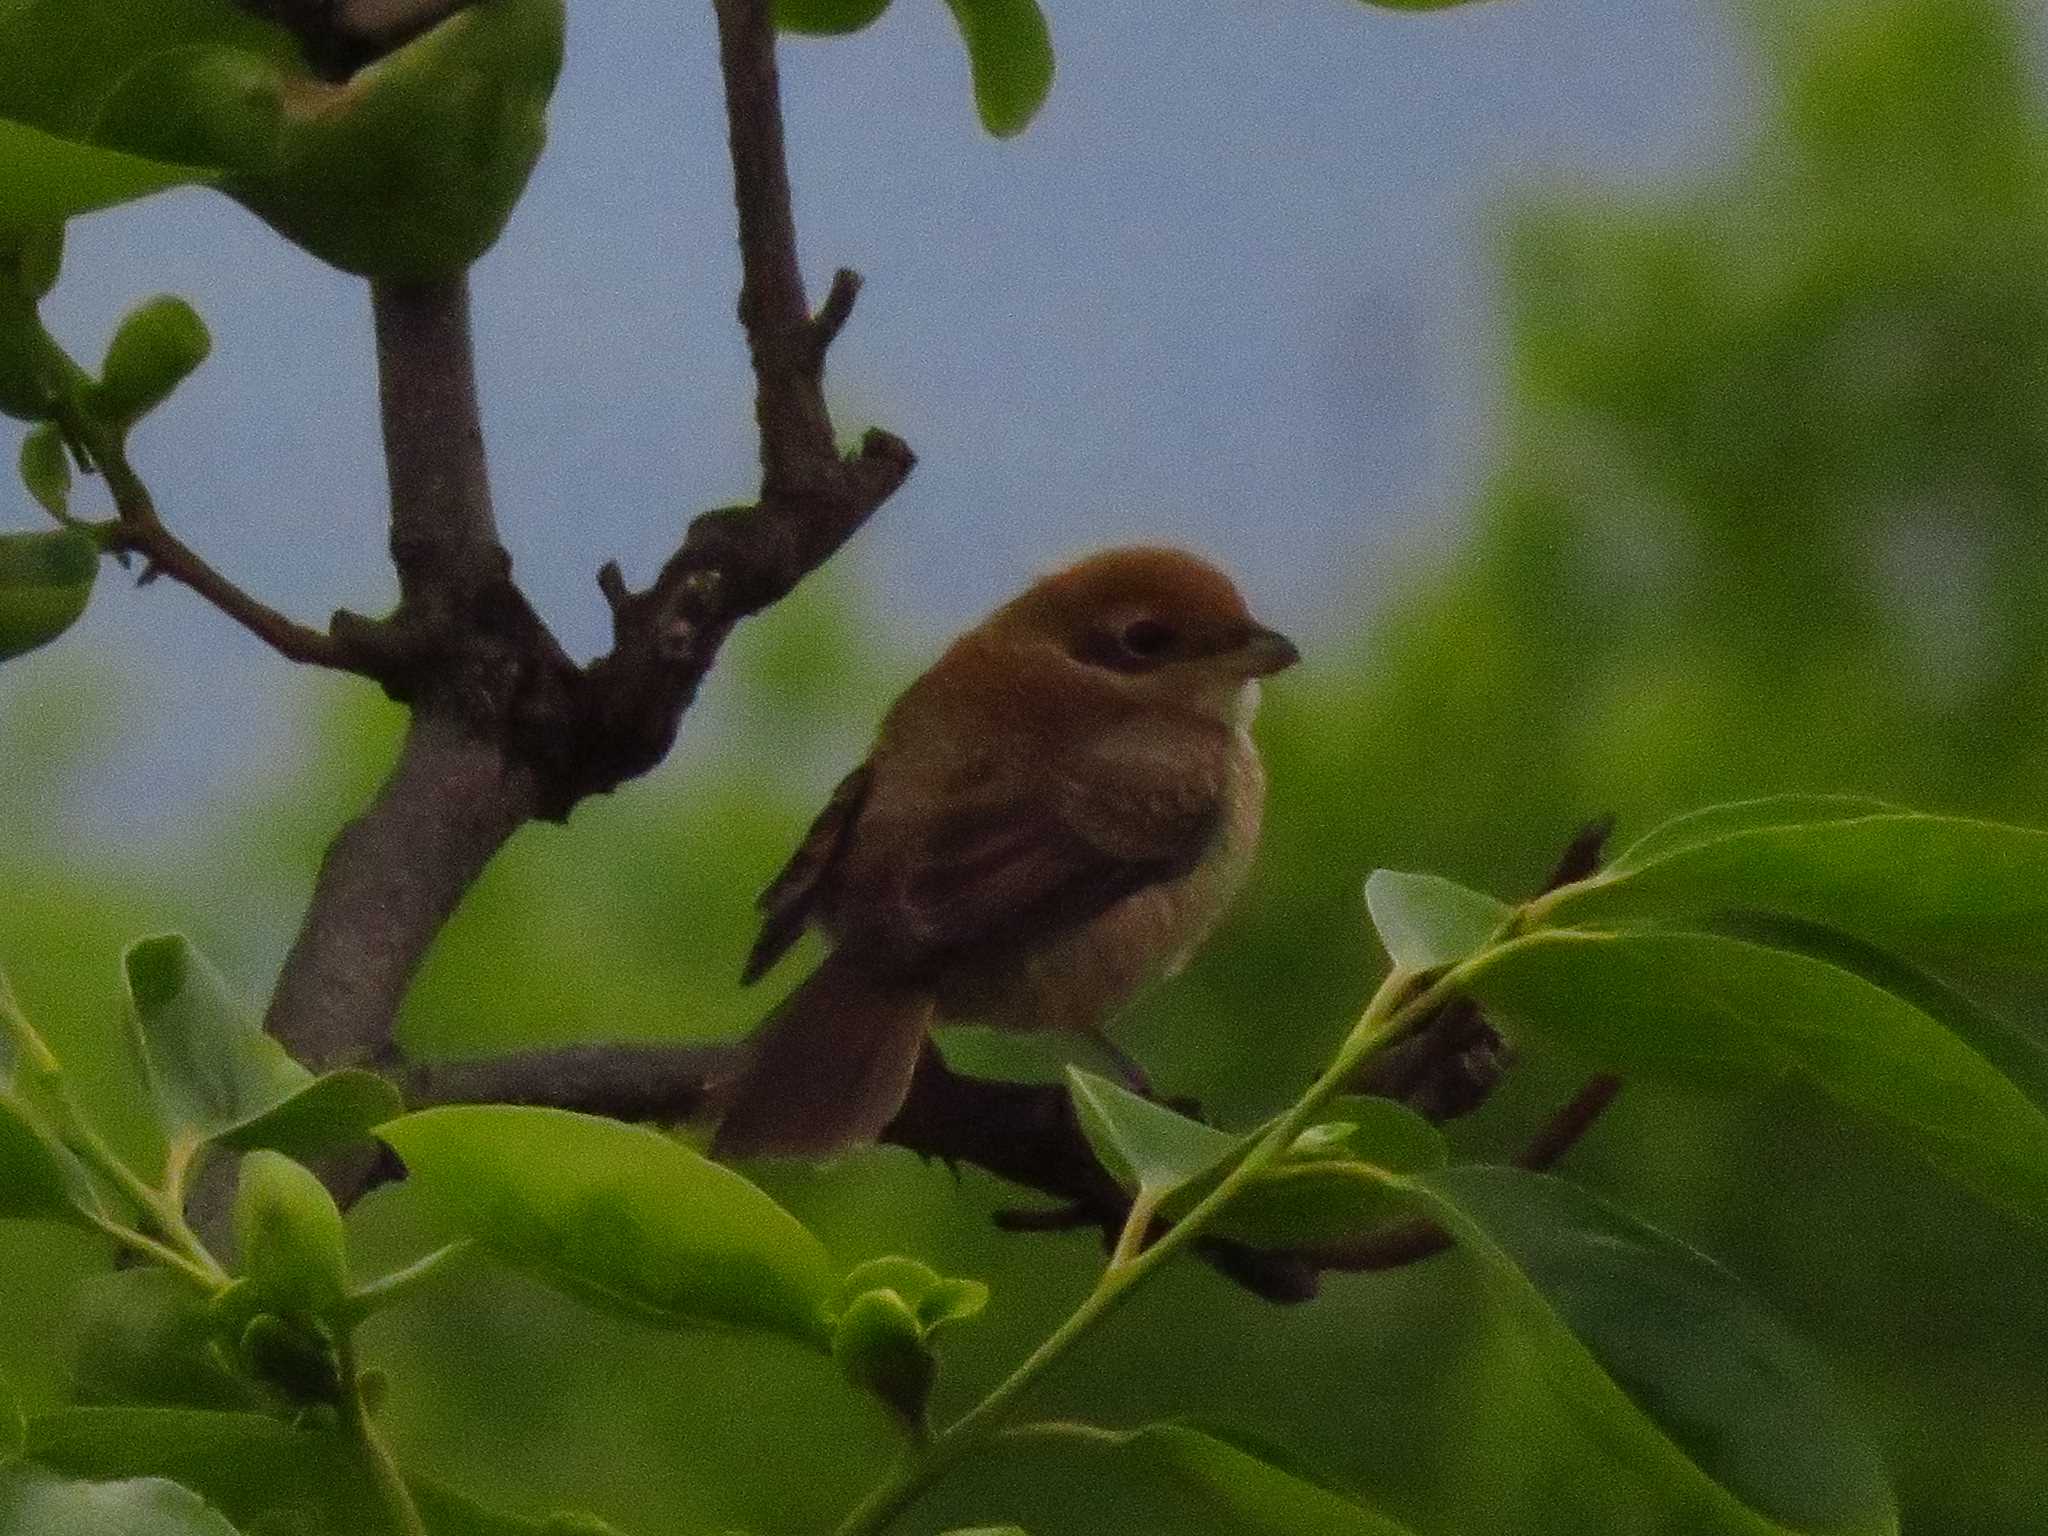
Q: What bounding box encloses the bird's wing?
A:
[741,763,872,985]
[836,711,1231,976]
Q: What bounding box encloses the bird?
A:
[711,545,1299,1160]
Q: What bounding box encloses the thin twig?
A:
[1303,1070,1626,1276]
[1518,1072,1624,1171]
[58,401,359,671]
[568,0,912,803]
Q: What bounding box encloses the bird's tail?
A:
[712,951,934,1160]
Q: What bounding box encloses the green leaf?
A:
[1606,795,1903,872]
[1714,913,2048,1117]
[0,1371,20,1463]
[1067,1068,1240,1200]
[0,1095,99,1225]
[829,1256,988,1330]
[1363,869,1512,970]
[1403,1166,1896,1536]
[121,935,399,1159]
[232,1152,350,1319]
[831,1287,934,1428]
[0,0,296,140]
[0,526,97,661]
[230,1313,338,1407]
[940,1529,1031,1535]
[1067,1076,1454,1248]
[18,425,68,520]
[80,45,289,178]
[1299,1097,1451,1173]
[1465,929,2048,1227]
[209,1071,405,1162]
[1193,1099,1448,1249]
[1550,812,2048,971]
[24,1408,628,1535]
[0,1467,242,1535]
[123,935,300,1149]
[94,296,210,429]
[8,225,61,302]
[1114,1423,1421,1535]
[377,1105,836,1347]
[0,959,60,1088]
[941,0,1054,137]
[228,0,566,279]
[776,0,893,35]
[0,120,210,229]
[68,1270,258,1413]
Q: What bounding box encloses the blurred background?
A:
[5,0,2048,1530]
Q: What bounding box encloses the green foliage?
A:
[0,527,97,663]
[828,1257,987,1428]
[941,0,1055,137]
[776,0,895,36]
[5,0,2048,1532]
[377,1105,838,1346]
[121,935,401,1164]
[1070,1071,1450,1248]
[1362,870,1511,971]
[15,426,66,521]
[0,0,563,281]
[831,1286,935,1429]
[1554,811,2048,970]
[0,1098,97,1227]
[231,1153,350,1320]
[92,298,211,434]
[23,1409,627,1535]
[1067,1067,1240,1202]
[1405,1167,1895,1535]
[1113,1424,1421,1536]
[0,124,209,230]
[68,1272,256,1414]
[0,1467,243,1536]
[828,1257,990,1333]
[0,1370,20,1463]
[213,0,566,281]
[1465,928,2048,1225]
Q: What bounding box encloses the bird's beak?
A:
[1238,625,1300,676]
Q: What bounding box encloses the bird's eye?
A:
[1120,618,1176,658]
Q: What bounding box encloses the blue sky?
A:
[10,0,1753,832]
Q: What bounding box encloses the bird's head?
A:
[988,546,1299,721]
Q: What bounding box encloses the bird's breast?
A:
[944,729,1266,1036]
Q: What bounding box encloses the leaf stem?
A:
[339,1331,426,1536]
[337,1240,474,1327]
[1107,1190,1158,1271]
[833,964,1453,1536]
[56,1106,230,1289]
[998,1419,1128,1450]
[81,1209,221,1293]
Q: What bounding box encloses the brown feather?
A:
[741,763,871,985]
[712,950,932,1159]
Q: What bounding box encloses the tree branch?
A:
[404,825,1621,1304]
[369,276,505,619]
[265,5,914,1073]
[265,277,558,1068]
[565,0,912,804]
[106,511,358,671]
